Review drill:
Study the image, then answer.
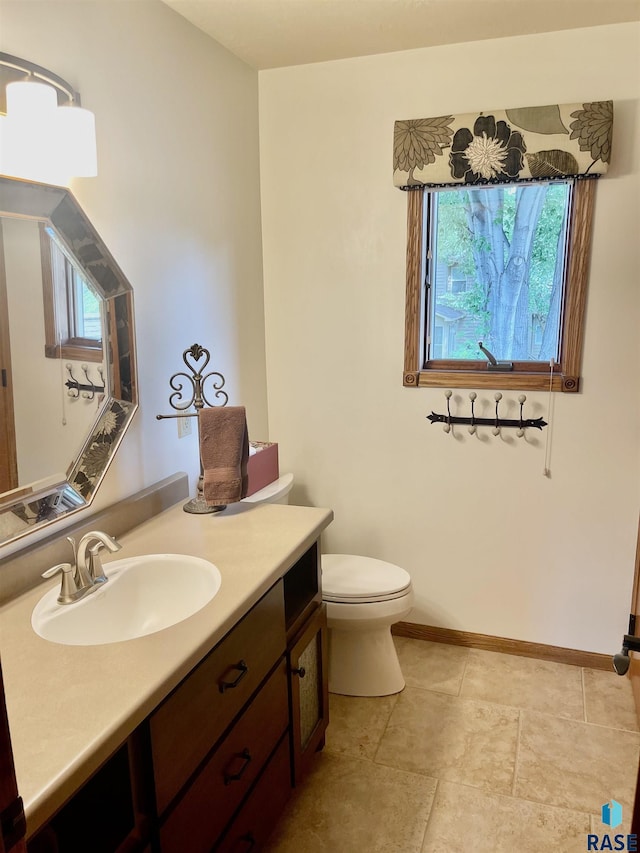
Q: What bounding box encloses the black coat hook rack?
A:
[65,363,105,400]
[427,390,547,436]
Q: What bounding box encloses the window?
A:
[67,260,101,342]
[403,178,596,392]
[40,223,104,363]
[448,266,468,295]
[430,181,570,362]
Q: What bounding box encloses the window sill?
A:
[403,370,577,392]
[45,342,103,363]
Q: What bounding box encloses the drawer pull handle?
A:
[218,660,249,693]
[223,747,252,785]
[291,666,306,678]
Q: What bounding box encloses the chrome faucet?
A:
[43,531,122,604]
[77,531,122,585]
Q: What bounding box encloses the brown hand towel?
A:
[199,406,249,505]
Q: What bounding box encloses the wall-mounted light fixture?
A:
[0,52,97,186]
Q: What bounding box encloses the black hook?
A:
[443,390,452,434]
[66,363,79,397]
[493,393,502,436]
[81,364,95,400]
[468,392,477,435]
[517,395,527,437]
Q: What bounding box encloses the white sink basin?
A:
[32,554,222,646]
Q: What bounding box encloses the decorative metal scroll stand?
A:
[156,343,229,514]
[427,391,547,436]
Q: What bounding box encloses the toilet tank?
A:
[241,473,294,505]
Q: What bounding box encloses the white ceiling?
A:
[161,0,640,70]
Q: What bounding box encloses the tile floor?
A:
[265,638,640,853]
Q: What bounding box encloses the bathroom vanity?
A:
[0,500,332,851]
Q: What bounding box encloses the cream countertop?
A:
[0,499,333,837]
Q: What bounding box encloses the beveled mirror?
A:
[0,176,137,545]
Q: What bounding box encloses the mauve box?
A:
[246,442,279,496]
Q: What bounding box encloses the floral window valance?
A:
[393,101,613,189]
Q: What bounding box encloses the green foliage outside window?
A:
[430,181,571,362]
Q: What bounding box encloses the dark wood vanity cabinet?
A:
[210,544,329,852]
[153,541,329,851]
[151,582,289,853]
[150,582,287,820]
[25,540,329,853]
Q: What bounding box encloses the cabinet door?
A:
[288,604,329,785]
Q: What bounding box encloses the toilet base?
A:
[328,626,405,697]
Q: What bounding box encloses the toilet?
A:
[241,472,294,505]
[321,554,414,697]
[243,477,413,697]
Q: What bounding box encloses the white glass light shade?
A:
[2,80,59,182]
[56,105,97,177]
[1,78,97,185]
[1,114,70,185]
[6,79,58,118]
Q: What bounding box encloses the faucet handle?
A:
[42,562,73,579]
[42,562,83,605]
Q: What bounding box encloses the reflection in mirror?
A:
[43,223,104,362]
[0,177,137,546]
[1,216,105,492]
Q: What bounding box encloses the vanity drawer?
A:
[150,581,285,813]
[214,733,292,853]
[159,659,289,853]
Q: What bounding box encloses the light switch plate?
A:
[177,417,192,439]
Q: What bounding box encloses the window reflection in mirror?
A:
[72,275,101,341]
[41,223,104,363]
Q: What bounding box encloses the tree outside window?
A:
[403,177,596,392]
[428,181,571,364]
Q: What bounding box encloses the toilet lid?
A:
[321,554,412,603]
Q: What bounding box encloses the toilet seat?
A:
[322,554,412,604]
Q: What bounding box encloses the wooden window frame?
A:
[40,223,103,364]
[403,178,596,392]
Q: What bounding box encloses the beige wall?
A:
[0,0,269,556]
[1,4,638,655]
[259,23,640,653]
